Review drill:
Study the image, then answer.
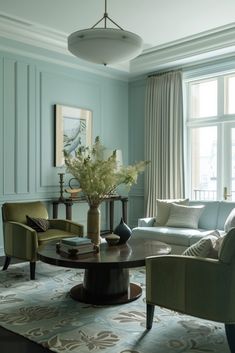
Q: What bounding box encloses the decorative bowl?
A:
[105,234,120,246]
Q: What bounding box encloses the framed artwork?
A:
[54,104,92,167]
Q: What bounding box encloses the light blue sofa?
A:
[132,201,235,254]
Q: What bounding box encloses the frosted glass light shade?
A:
[68,28,143,65]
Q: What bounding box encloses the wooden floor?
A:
[0,256,51,353]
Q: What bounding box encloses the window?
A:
[186,73,235,201]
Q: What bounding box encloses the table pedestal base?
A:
[70,267,142,305]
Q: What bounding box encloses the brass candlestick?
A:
[58,173,65,201]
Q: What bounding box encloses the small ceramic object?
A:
[105,234,120,246]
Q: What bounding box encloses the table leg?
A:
[122,198,128,223]
[65,201,73,220]
[53,202,58,219]
[109,200,114,232]
[70,267,142,305]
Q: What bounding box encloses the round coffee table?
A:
[37,237,171,305]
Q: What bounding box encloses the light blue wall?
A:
[0,38,130,254]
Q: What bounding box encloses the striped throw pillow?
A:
[183,236,218,257]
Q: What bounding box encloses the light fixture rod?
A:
[104,0,107,28]
[91,0,123,30]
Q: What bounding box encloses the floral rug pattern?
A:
[0,262,230,353]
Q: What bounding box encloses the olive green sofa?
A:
[2,201,84,279]
[145,227,235,352]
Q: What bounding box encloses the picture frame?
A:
[54,104,92,167]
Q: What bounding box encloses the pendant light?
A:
[68,0,143,66]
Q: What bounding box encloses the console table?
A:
[52,195,128,234]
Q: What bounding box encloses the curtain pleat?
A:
[144,71,185,216]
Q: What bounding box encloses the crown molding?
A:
[0,12,67,53]
[0,13,130,81]
[130,23,235,77]
[0,13,235,80]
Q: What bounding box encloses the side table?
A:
[52,196,128,234]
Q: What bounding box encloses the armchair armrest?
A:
[3,221,38,261]
[49,219,84,236]
[138,217,155,227]
[146,255,234,323]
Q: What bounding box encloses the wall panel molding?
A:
[3,57,16,194]
[0,56,3,195]
[1,57,36,198]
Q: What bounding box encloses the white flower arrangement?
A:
[64,137,148,207]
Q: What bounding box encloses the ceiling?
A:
[0,0,235,76]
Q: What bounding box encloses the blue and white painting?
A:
[55,104,92,166]
[63,116,87,155]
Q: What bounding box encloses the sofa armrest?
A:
[49,219,84,236]
[146,255,234,323]
[3,221,38,261]
[138,217,155,227]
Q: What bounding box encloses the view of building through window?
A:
[186,73,235,201]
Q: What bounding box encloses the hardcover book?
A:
[61,237,92,246]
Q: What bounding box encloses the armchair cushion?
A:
[38,219,84,244]
[37,229,78,244]
[26,215,49,232]
[2,201,48,224]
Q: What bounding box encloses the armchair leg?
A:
[225,324,235,353]
[146,303,155,329]
[2,256,11,270]
[30,262,36,280]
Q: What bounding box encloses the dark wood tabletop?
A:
[38,237,171,269]
[37,237,171,305]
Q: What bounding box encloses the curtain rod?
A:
[147,69,181,78]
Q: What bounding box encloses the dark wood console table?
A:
[52,195,128,234]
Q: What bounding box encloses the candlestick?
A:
[58,173,65,201]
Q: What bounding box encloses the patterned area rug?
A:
[0,262,230,353]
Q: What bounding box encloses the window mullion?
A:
[217,76,224,118]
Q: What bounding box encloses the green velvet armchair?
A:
[146,227,235,353]
[2,201,84,280]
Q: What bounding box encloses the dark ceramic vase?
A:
[114,217,132,244]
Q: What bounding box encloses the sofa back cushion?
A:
[189,201,220,230]
[216,201,235,230]
[2,202,48,224]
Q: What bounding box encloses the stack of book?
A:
[57,237,95,257]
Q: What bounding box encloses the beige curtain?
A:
[145,71,185,216]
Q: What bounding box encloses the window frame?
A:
[184,70,235,201]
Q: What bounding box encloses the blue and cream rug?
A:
[0,262,230,353]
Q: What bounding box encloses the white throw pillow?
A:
[165,203,204,229]
[224,208,235,232]
[155,198,189,226]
